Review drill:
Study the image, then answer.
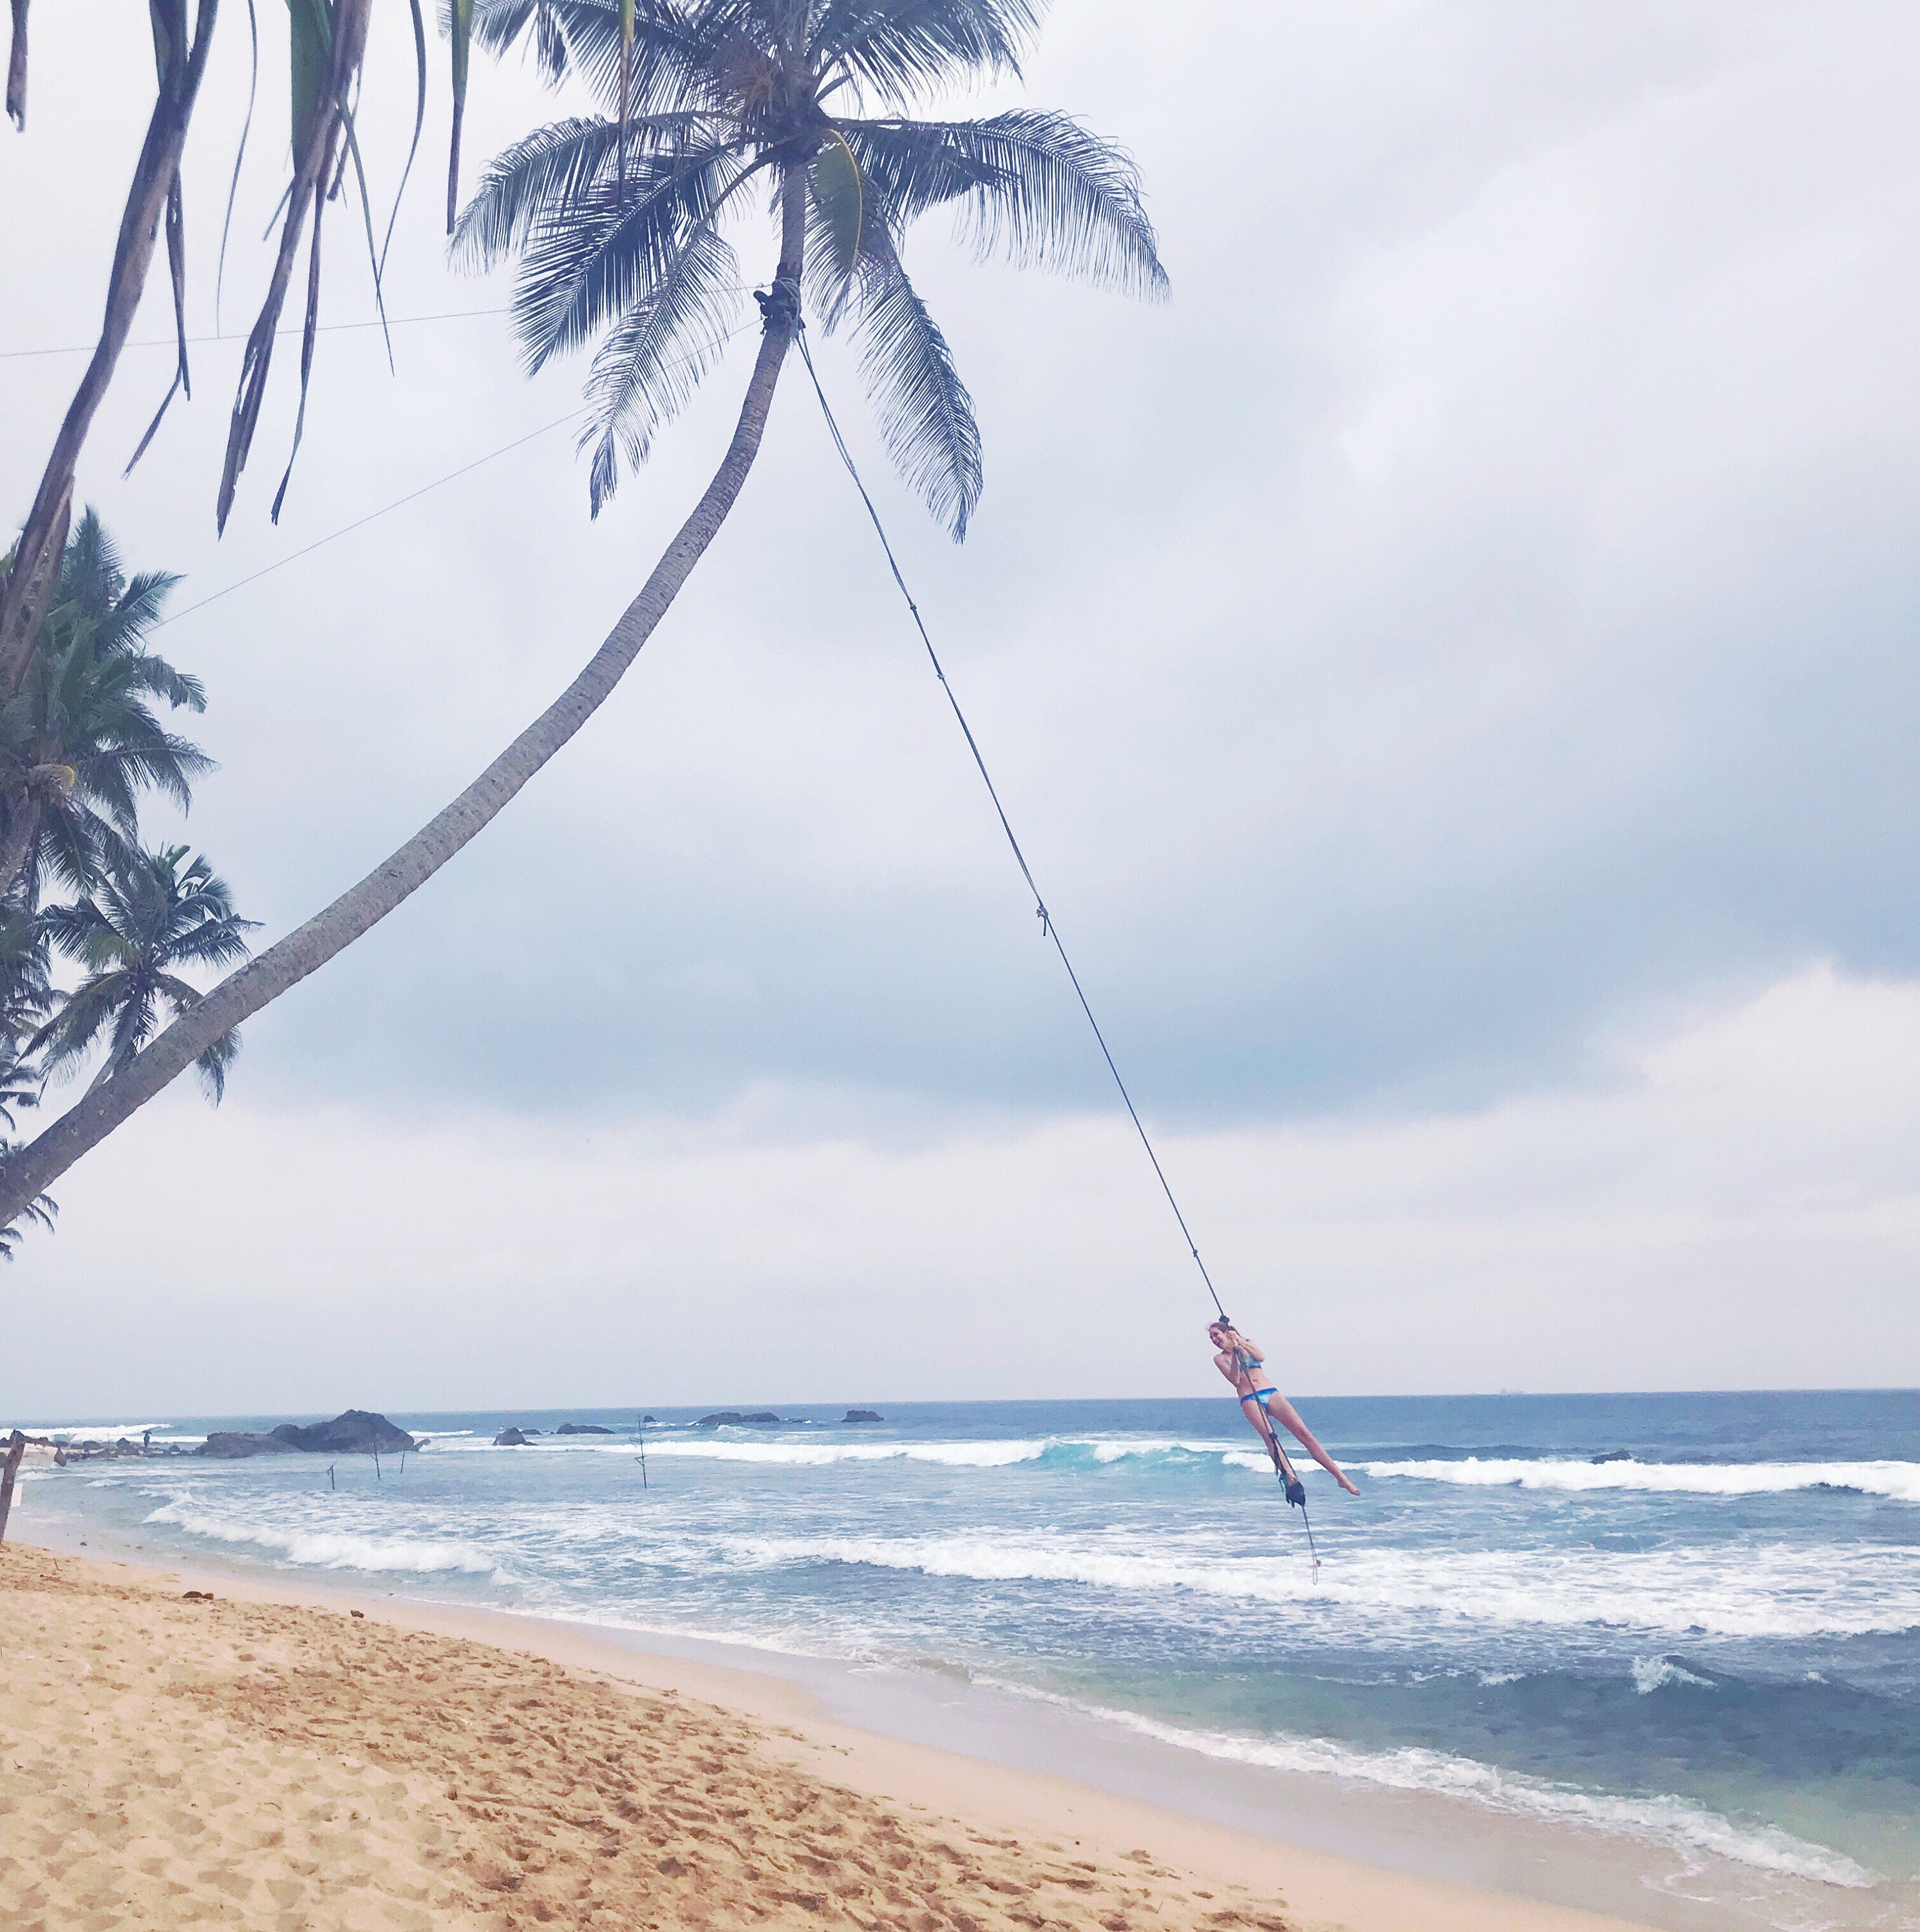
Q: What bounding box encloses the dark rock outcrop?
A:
[494,1427,535,1446]
[555,1423,614,1435]
[1590,1448,1633,1464]
[695,1411,782,1428]
[196,1410,417,1458]
[842,1410,883,1424]
[274,1410,417,1455]
[200,1431,299,1459]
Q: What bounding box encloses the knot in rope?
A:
[755,277,802,334]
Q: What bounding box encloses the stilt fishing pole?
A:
[790,320,1322,1575]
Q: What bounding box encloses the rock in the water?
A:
[273,1410,418,1455]
[494,1427,534,1446]
[199,1431,299,1459]
[842,1410,884,1424]
[1590,1448,1633,1464]
[197,1410,417,1458]
[555,1423,614,1435]
[695,1411,783,1428]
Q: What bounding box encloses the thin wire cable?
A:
[156,319,755,632]
[0,305,517,362]
[791,325,1228,1322]
[155,409,583,630]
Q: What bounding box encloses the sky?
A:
[3,2,1918,1416]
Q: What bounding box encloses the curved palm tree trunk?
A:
[0,0,218,694]
[0,169,807,1227]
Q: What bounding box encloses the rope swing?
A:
[789,320,1321,1570]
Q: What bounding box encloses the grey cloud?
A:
[8,1,1920,1139]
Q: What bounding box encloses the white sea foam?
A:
[1358,1456,1920,1504]
[1631,1656,1718,1694]
[14,1421,184,1442]
[631,1438,1051,1468]
[1025,1697,1876,1891]
[585,1434,1306,1470]
[142,1500,506,1578]
[737,1532,1920,1638]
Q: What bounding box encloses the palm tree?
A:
[0,907,50,1119]
[456,0,1165,523]
[30,842,256,1101]
[0,0,1164,1229]
[1,0,513,681]
[0,509,212,905]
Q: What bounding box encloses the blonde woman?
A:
[1209,1320,1361,1499]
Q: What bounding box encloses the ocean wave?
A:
[737,1533,1920,1638]
[579,1434,1290,1472]
[1632,1656,1718,1694]
[14,1421,194,1443]
[142,1500,507,1578]
[1357,1457,1920,1503]
[633,1438,1052,1468]
[1025,1696,1876,1890]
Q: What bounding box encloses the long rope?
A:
[791,324,1332,1577]
[791,325,1226,1322]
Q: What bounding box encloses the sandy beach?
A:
[0,1540,1673,1932]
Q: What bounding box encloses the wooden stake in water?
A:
[328,1463,336,1490]
[636,1412,648,1489]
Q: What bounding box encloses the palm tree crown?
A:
[0,509,212,906]
[32,843,258,1103]
[458,0,1167,524]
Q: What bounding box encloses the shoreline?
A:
[8,1523,1684,1932]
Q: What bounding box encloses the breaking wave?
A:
[142,1499,507,1579]
[735,1533,1920,1638]
[1357,1457,1920,1503]
[1037,1697,1876,1890]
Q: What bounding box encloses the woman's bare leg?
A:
[1263,1392,1360,1495]
[1239,1395,1294,1473]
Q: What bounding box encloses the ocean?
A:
[17,1388,1919,1931]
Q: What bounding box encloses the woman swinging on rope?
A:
[1210,1321,1361,1499]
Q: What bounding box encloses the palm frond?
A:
[579,219,743,511]
[452,112,717,269]
[838,115,999,223]
[511,138,753,370]
[160,913,258,971]
[192,1019,241,1103]
[847,234,982,538]
[26,971,128,1077]
[802,138,872,328]
[814,0,1039,106]
[0,1151,57,1260]
[856,108,1167,296]
[472,0,712,114]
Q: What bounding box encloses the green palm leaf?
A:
[849,108,1167,296]
[847,232,982,538]
[581,219,744,511]
[814,0,1038,102]
[511,138,753,369]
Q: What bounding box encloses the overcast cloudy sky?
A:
[5,2,1918,1417]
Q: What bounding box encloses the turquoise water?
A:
[21,1389,1920,1927]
